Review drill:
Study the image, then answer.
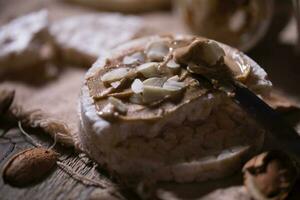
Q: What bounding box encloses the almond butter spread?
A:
[86,36,251,121]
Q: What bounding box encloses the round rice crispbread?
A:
[78,35,272,183]
[50,13,145,67]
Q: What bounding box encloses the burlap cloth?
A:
[0,67,84,147]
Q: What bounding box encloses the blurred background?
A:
[0,0,298,98]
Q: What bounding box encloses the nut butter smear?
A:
[86,36,251,121]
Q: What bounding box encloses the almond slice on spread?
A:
[165,59,181,75]
[143,86,170,103]
[137,62,160,78]
[123,52,145,65]
[143,77,166,87]
[168,75,180,82]
[129,93,143,104]
[110,81,122,89]
[131,79,144,94]
[146,40,170,61]
[108,97,128,114]
[163,78,185,92]
[166,59,180,69]
[101,68,133,83]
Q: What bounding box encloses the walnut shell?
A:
[243,151,299,200]
[2,148,59,187]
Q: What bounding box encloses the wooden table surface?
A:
[0,128,108,200]
[0,0,300,200]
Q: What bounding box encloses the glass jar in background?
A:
[175,0,274,51]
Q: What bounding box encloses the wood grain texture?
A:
[0,128,128,200]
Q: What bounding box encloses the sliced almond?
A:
[108,97,127,114]
[101,68,132,83]
[142,76,184,103]
[143,77,166,87]
[166,59,180,69]
[110,81,121,89]
[168,75,180,82]
[110,78,128,89]
[129,93,143,104]
[143,86,170,103]
[137,62,160,78]
[166,59,181,74]
[146,41,170,62]
[123,52,145,65]
[163,79,185,92]
[131,79,144,94]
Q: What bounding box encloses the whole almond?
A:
[2,148,59,187]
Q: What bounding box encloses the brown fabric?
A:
[0,68,85,147]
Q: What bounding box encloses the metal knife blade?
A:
[233,83,300,156]
[190,73,300,156]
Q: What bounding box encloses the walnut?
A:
[243,151,299,200]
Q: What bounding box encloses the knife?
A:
[190,73,300,157]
